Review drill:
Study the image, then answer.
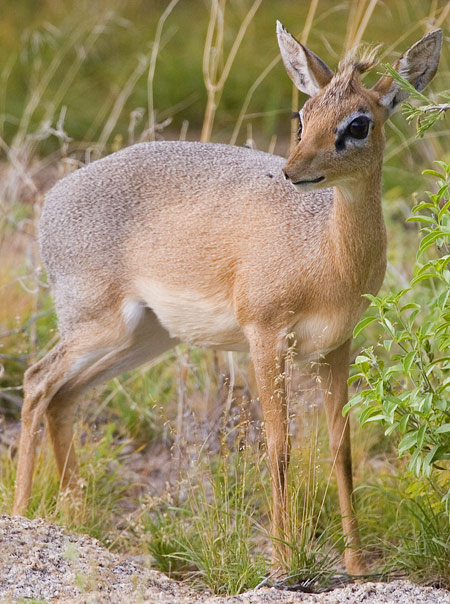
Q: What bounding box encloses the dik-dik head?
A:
[277,22,442,191]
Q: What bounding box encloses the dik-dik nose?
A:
[282,168,291,181]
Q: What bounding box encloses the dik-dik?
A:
[13,23,442,574]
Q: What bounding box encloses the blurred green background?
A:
[1,1,448,176]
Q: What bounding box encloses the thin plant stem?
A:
[175,347,189,489]
[201,0,262,142]
[230,55,280,146]
[97,55,149,155]
[435,2,450,27]
[222,351,235,431]
[13,20,89,150]
[353,0,379,48]
[147,0,180,142]
[344,0,366,51]
[231,3,344,147]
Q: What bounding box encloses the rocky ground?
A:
[1,515,449,604]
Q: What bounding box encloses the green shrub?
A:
[344,70,450,582]
[346,161,450,499]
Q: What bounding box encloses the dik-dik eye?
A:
[347,116,370,139]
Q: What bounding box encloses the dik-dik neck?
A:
[328,163,386,289]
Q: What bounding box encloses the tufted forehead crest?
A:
[336,44,381,79]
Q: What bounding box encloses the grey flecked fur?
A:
[40,141,332,335]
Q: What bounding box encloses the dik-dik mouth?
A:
[292,176,325,185]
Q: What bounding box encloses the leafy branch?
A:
[383,63,450,137]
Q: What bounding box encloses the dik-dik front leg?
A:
[246,325,290,569]
[319,339,367,575]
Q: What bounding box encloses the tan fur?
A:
[13,24,442,576]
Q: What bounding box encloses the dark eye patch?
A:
[335,137,346,152]
[335,114,372,152]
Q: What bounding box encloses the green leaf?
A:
[409,448,422,476]
[347,373,363,386]
[398,431,418,455]
[399,303,421,313]
[417,230,448,258]
[424,444,450,466]
[435,160,450,174]
[353,316,378,338]
[383,318,396,335]
[410,271,437,285]
[363,294,385,311]
[423,169,444,179]
[408,309,421,327]
[424,357,450,378]
[354,354,372,365]
[359,406,384,426]
[384,339,393,352]
[422,393,433,415]
[435,424,450,434]
[435,399,448,411]
[424,444,441,468]
[343,393,363,415]
[437,183,449,200]
[385,422,399,436]
[402,351,416,373]
[398,414,410,433]
[439,199,450,222]
[413,201,435,212]
[363,414,386,423]
[416,424,426,449]
[407,215,437,225]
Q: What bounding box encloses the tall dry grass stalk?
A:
[230,2,344,148]
[229,54,281,146]
[201,0,263,143]
[344,0,379,52]
[147,0,180,142]
[13,15,114,155]
[96,55,149,156]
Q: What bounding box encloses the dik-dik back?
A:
[40,141,335,352]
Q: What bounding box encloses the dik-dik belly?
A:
[135,278,249,351]
[292,305,366,361]
[132,276,368,359]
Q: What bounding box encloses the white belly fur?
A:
[134,278,248,351]
[127,280,354,359]
[294,312,354,362]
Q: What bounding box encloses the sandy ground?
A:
[1,515,450,604]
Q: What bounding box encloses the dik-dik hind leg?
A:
[319,339,367,575]
[13,343,77,516]
[14,308,176,516]
[246,325,290,569]
[46,314,175,484]
[45,393,81,495]
[13,337,110,516]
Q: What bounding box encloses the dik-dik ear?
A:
[276,21,334,97]
[372,29,442,116]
